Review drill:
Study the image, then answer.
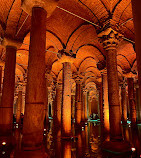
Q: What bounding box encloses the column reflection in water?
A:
[61,140,71,158]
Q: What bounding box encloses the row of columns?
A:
[0,0,140,153]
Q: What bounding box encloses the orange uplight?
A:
[2,142,6,145]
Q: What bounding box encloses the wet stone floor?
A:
[0,120,141,158]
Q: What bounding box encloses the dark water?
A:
[0,121,141,158]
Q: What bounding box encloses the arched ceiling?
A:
[0,0,136,89]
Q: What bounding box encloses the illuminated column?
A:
[71,94,75,121]
[58,49,75,137]
[88,95,92,118]
[136,86,141,123]
[62,62,72,137]
[83,89,88,121]
[97,83,103,124]
[16,86,23,125]
[131,0,141,123]
[21,0,58,149]
[98,28,122,140]
[0,38,21,136]
[75,81,82,127]
[54,82,61,128]
[101,69,109,133]
[81,89,85,123]
[121,83,127,125]
[0,66,2,96]
[127,78,136,125]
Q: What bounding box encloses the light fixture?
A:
[131,147,136,152]
[2,142,6,145]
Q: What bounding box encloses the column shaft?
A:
[121,86,127,124]
[22,7,47,148]
[136,88,141,122]
[127,78,136,124]
[54,84,61,127]
[84,92,88,121]
[131,0,141,122]
[16,91,22,125]
[62,62,72,137]
[0,46,16,135]
[102,72,109,132]
[106,48,122,140]
[71,95,75,120]
[75,83,82,126]
[98,84,103,124]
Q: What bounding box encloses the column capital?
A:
[72,72,84,84]
[2,37,22,49]
[57,49,76,63]
[100,68,107,75]
[21,0,59,17]
[123,72,136,79]
[98,28,123,50]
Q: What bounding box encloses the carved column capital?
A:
[58,49,76,64]
[72,72,84,84]
[98,28,123,50]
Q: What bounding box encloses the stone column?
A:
[97,83,103,124]
[21,0,58,150]
[22,5,47,149]
[62,62,72,137]
[58,49,75,138]
[101,69,109,133]
[75,81,82,127]
[53,82,61,128]
[121,83,127,125]
[16,90,23,125]
[131,0,141,123]
[83,89,88,121]
[98,28,122,141]
[127,78,137,125]
[0,66,2,94]
[99,28,131,154]
[81,89,85,123]
[136,86,141,123]
[71,94,75,121]
[0,38,21,136]
[88,95,92,118]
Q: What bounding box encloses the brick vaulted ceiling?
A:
[0,0,136,91]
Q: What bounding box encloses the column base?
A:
[15,148,48,158]
[101,140,131,154]
[22,143,43,151]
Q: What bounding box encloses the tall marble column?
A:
[62,62,72,137]
[58,49,75,138]
[101,69,109,133]
[81,88,85,123]
[83,89,88,121]
[88,95,92,118]
[21,0,58,149]
[127,78,136,125]
[71,94,75,121]
[53,82,61,128]
[131,0,141,123]
[99,28,131,153]
[16,89,23,125]
[75,81,82,127]
[121,83,127,125]
[97,83,103,124]
[98,28,122,140]
[0,38,21,136]
[136,86,141,123]
[22,4,47,149]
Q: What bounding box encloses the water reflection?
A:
[1,120,141,157]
